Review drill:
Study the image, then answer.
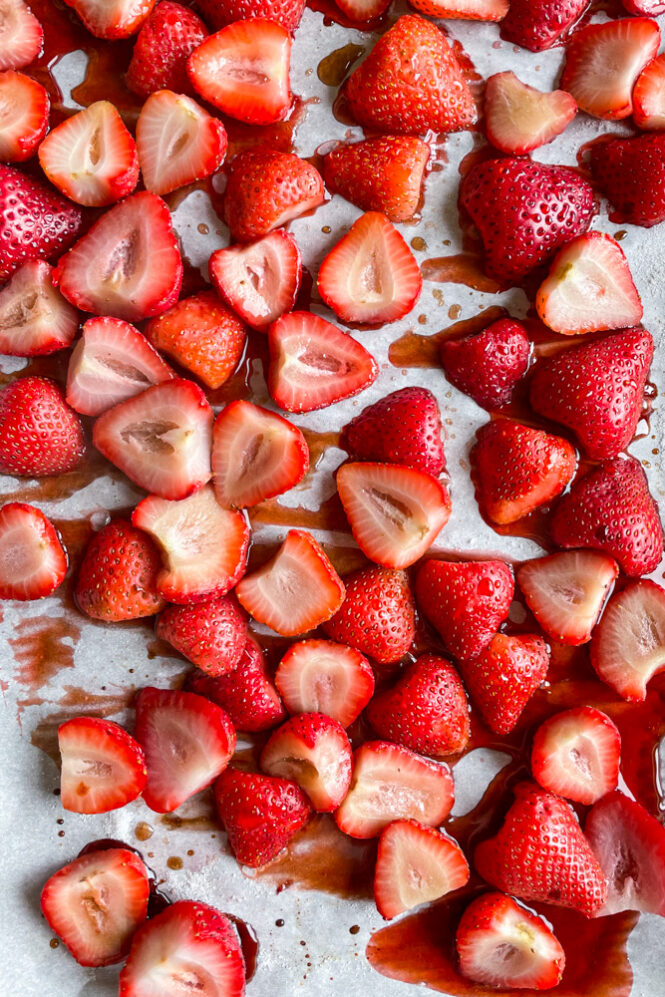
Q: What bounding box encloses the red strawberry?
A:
[75,519,165,621]
[53,191,182,322]
[323,136,430,224]
[274,639,375,728]
[415,558,514,660]
[590,580,665,701]
[0,260,78,357]
[211,400,309,508]
[551,456,664,577]
[235,529,345,636]
[58,717,147,813]
[456,892,565,990]
[215,767,310,867]
[196,0,305,31]
[624,0,665,11]
[440,317,530,410]
[367,653,470,757]
[322,566,416,666]
[531,707,620,806]
[0,502,67,600]
[633,52,665,129]
[409,0,507,19]
[41,848,150,967]
[461,157,595,283]
[63,0,156,38]
[126,1,208,98]
[0,0,43,70]
[461,633,549,735]
[135,686,235,812]
[0,70,48,161]
[500,0,590,51]
[0,377,86,477]
[375,820,470,921]
[268,311,378,413]
[156,595,247,675]
[327,0,389,18]
[345,15,477,134]
[485,71,577,155]
[474,781,608,916]
[335,740,454,839]
[342,387,445,476]
[590,132,665,227]
[223,149,324,242]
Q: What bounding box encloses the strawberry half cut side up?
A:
[531,707,620,805]
[58,716,147,814]
[0,70,49,162]
[484,71,577,155]
[0,502,67,601]
[0,0,43,71]
[63,0,156,39]
[275,639,375,728]
[0,260,78,357]
[590,579,665,701]
[633,53,665,129]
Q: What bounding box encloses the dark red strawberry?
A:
[63,0,156,38]
[531,707,620,805]
[0,0,43,70]
[590,579,665,700]
[126,1,208,97]
[0,261,78,357]
[274,639,374,728]
[0,70,49,162]
[0,377,86,477]
[500,0,590,51]
[440,317,531,410]
[196,0,305,31]
[484,71,577,155]
[590,131,665,227]
[461,633,549,735]
[0,502,67,601]
[156,596,247,676]
[58,717,147,813]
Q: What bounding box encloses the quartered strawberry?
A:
[0,70,48,161]
[53,191,182,322]
[0,0,42,70]
[58,716,147,813]
[197,0,305,31]
[335,740,454,839]
[461,634,549,735]
[551,457,664,577]
[590,132,665,228]
[440,317,530,411]
[0,502,67,600]
[0,376,86,477]
[209,230,302,331]
[345,15,477,134]
[41,848,150,967]
[456,892,565,991]
[63,0,155,39]
[135,686,235,812]
[275,639,375,727]
[375,820,470,921]
[531,707,620,806]
[590,580,665,701]
[235,529,345,636]
[415,558,514,660]
[156,595,247,675]
[485,71,577,155]
[0,260,78,356]
[126,0,208,98]
[409,0,507,19]
[343,387,445,476]
[500,0,588,51]
[475,781,608,916]
[633,53,665,129]
[268,311,378,413]
[211,400,309,508]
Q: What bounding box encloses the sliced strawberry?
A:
[624,0,665,11]
[485,71,577,155]
[333,0,390,19]
[211,400,309,508]
[275,639,374,728]
[63,0,156,39]
[58,716,147,813]
[408,0,507,18]
[0,502,67,600]
[93,379,213,500]
[0,260,78,357]
[156,595,247,675]
[461,633,549,736]
[440,317,531,411]
[0,0,43,70]
[0,70,48,161]
[633,53,665,129]
[126,1,208,98]
[197,0,305,31]
[132,485,249,603]
[235,529,344,636]
[0,376,86,477]
[590,580,665,701]
[531,707,620,806]
[318,212,422,325]
[589,131,665,228]
[41,848,150,967]
[500,0,588,51]
[268,311,378,413]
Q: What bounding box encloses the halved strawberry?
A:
[93,379,213,500]
[500,0,588,51]
[0,260,78,356]
[633,53,665,129]
[156,595,247,675]
[268,311,378,413]
[409,0,508,18]
[0,502,67,601]
[187,19,291,124]
[63,0,156,39]
[461,634,549,736]
[317,212,422,325]
[58,716,147,814]
[336,462,451,569]
[197,0,305,31]
[0,376,86,477]
[624,0,665,11]
[132,485,249,603]
[0,0,43,70]
[41,848,150,967]
[333,0,390,19]
[531,707,620,806]
[135,687,235,812]
[274,639,375,728]
[590,580,665,701]
[126,0,208,98]
[589,131,665,228]
[484,71,577,155]
[235,529,345,636]
[0,70,48,161]
[374,820,470,920]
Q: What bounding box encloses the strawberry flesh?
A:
[531,706,620,805]
[0,501,67,600]
[0,0,43,70]
[0,260,78,357]
[485,71,577,155]
[590,579,665,701]
[0,70,49,162]
[58,716,147,813]
[275,639,375,728]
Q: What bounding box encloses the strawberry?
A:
[41,848,150,967]
[531,707,620,805]
[0,70,48,161]
[156,595,247,675]
[126,1,208,98]
[223,149,324,242]
[367,653,470,757]
[75,519,165,621]
[500,0,590,51]
[456,892,565,990]
[144,291,246,390]
[0,1,42,71]
[135,686,235,812]
[590,580,665,701]
[209,230,302,331]
[215,767,310,867]
[375,820,470,921]
[323,136,430,224]
[461,633,549,735]
[318,212,422,325]
[260,712,353,811]
[63,0,156,39]
[590,132,665,227]
[551,456,664,577]
[460,158,595,283]
[332,0,390,18]
[274,639,375,728]
[196,0,305,31]
[485,71,577,155]
[335,740,454,839]
[93,379,213,500]
[337,462,451,569]
[132,485,249,602]
[322,566,415,666]
[268,312,378,413]
[409,0,508,19]
[0,377,86,477]
[0,502,67,600]
[188,20,291,124]
[342,387,445,476]
[440,317,530,411]
[529,328,652,459]
[235,529,345,636]
[415,559,514,660]
[472,420,576,526]
[345,15,477,135]
[211,400,309,508]
[474,781,608,916]
[58,716,147,813]
[633,52,665,129]
[0,260,78,357]
[624,0,665,10]
[517,551,618,646]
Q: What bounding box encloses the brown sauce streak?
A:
[10,615,80,690]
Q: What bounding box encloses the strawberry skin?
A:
[156,595,247,676]
[590,131,665,227]
[0,502,68,601]
[0,70,49,162]
[461,633,549,735]
[196,0,305,31]
[0,376,86,477]
[58,716,148,813]
[126,1,208,97]
[500,0,589,51]
[440,317,531,410]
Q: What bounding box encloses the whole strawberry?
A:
[460,633,549,735]
[0,377,86,476]
[196,0,305,31]
[126,1,208,98]
[156,596,247,675]
[590,132,665,228]
[500,0,590,51]
[440,317,531,410]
